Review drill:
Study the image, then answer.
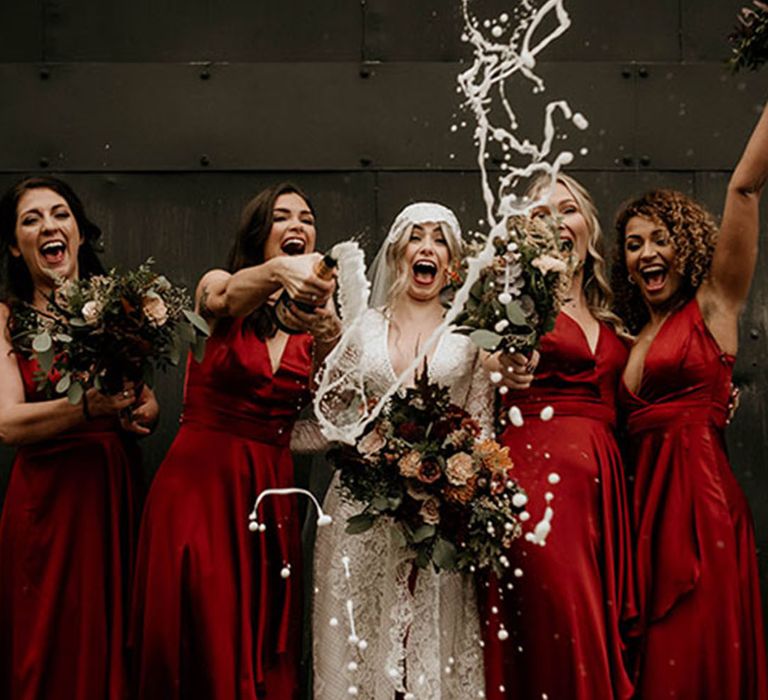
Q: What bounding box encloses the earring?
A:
[627,274,636,286]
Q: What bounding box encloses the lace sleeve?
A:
[290,419,330,454]
[464,349,495,439]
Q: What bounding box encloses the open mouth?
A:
[559,237,574,253]
[281,237,306,256]
[639,264,667,292]
[40,240,67,266]
[412,260,438,285]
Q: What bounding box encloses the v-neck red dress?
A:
[129,317,312,699]
[619,298,767,699]
[479,312,636,700]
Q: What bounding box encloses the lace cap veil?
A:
[368,202,463,310]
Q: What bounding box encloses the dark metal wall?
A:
[1,0,767,629]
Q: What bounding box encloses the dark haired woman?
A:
[613,104,768,699]
[0,177,158,699]
[130,183,338,699]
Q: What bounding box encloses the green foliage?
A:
[9,259,210,401]
[729,1,768,72]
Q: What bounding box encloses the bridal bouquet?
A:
[10,259,209,402]
[446,214,570,355]
[329,369,526,574]
[729,1,768,71]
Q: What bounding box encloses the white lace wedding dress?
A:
[311,309,492,700]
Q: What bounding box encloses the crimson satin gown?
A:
[619,298,768,699]
[479,313,636,700]
[129,317,312,699]
[0,355,142,700]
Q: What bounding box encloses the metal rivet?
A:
[359,157,372,167]
[39,67,50,80]
[621,68,632,79]
[200,154,210,167]
[622,156,634,167]
[750,328,760,340]
[200,69,211,80]
[640,156,651,167]
[360,66,371,79]
[39,157,50,168]
[638,66,649,78]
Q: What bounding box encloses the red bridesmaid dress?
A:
[0,355,142,700]
[479,313,636,700]
[129,317,312,699]
[619,298,768,699]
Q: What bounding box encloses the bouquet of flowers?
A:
[10,259,209,402]
[328,369,527,574]
[446,214,570,356]
[729,1,768,72]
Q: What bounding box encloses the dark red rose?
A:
[416,457,442,484]
[396,421,424,442]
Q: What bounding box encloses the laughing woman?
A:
[129,182,338,699]
[0,177,158,700]
[613,104,768,699]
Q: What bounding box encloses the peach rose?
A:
[143,295,168,327]
[445,451,477,486]
[419,497,441,525]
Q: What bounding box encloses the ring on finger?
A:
[122,390,130,399]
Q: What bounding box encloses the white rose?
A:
[81,300,102,325]
[143,295,168,327]
[531,254,567,275]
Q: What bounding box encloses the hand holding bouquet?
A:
[10,259,210,402]
[329,369,527,574]
[446,214,570,356]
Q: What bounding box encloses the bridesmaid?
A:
[129,182,338,699]
[613,104,768,698]
[479,173,636,700]
[0,176,158,699]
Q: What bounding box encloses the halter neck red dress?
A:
[0,354,142,700]
[129,317,312,699]
[479,312,636,700]
[619,298,767,699]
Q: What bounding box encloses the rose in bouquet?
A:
[446,214,571,356]
[729,1,768,72]
[10,258,210,402]
[328,369,526,574]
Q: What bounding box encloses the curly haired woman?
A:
[613,104,768,699]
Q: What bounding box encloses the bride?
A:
[311,202,491,699]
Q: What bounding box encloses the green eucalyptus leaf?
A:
[371,495,389,512]
[54,333,73,343]
[432,538,458,571]
[66,381,84,404]
[469,329,502,351]
[346,513,375,535]
[505,301,528,326]
[412,523,436,543]
[192,334,206,363]
[183,310,211,337]
[37,347,55,373]
[55,373,71,394]
[32,332,52,353]
[391,526,407,548]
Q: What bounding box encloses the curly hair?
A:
[528,172,629,338]
[612,189,718,334]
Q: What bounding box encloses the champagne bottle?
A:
[273,253,337,334]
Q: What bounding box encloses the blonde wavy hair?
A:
[528,172,629,338]
[612,189,718,334]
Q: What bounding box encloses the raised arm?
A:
[0,304,135,446]
[705,101,768,310]
[195,253,335,321]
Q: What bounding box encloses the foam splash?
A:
[248,487,332,533]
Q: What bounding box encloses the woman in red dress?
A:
[0,176,158,700]
[613,105,768,698]
[129,182,339,699]
[479,174,636,700]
